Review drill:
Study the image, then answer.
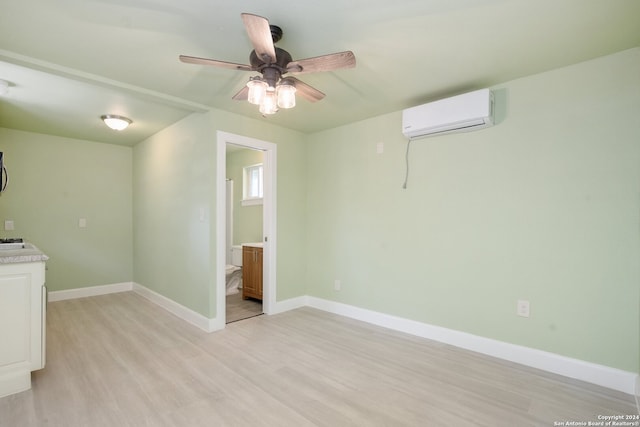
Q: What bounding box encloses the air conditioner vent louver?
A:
[402,89,494,139]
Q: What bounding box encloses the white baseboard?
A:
[131,283,220,333]
[48,282,219,333]
[45,284,638,396]
[305,296,638,396]
[0,367,31,399]
[48,282,133,302]
[271,296,308,315]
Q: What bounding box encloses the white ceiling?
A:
[1,0,639,146]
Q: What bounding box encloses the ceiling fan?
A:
[179,13,356,115]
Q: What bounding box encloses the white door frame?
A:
[225,179,234,265]
[215,131,277,330]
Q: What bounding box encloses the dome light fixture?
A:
[101,114,132,131]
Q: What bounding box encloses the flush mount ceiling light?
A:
[101,114,132,131]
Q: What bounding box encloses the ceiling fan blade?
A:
[287,77,325,102]
[241,13,277,64]
[232,86,249,101]
[179,55,254,71]
[286,51,356,74]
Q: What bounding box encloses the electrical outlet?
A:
[4,220,14,231]
[376,142,384,154]
[334,279,341,291]
[78,218,87,228]
[517,300,530,318]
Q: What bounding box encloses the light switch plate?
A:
[517,300,530,317]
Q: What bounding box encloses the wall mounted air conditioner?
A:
[402,88,494,139]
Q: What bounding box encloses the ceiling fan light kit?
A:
[246,76,295,113]
[259,90,278,115]
[179,13,355,116]
[246,77,268,105]
[277,80,296,109]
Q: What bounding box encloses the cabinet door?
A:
[0,273,31,369]
[242,246,263,301]
[242,247,257,296]
[255,248,263,299]
[0,262,45,398]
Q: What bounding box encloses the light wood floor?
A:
[0,292,636,426]
[226,292,262,323]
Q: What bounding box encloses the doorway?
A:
[225,146,263,322]
[215,131,277,329]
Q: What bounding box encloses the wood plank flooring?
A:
[226,292,262,323]
[0,292,636,426]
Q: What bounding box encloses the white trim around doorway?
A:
[214,131,277,330]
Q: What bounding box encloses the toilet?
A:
[226,245,244,295]
[231,245,243,267]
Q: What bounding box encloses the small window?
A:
[242,163,263,206]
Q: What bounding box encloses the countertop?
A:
[242,242,264,248]
[0,243,49,264]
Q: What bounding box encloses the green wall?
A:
[132,112,213,315]
[0,128,133,291]
[1,48,636,376]
[226,148,264,245]
[132,109,307,317]
[305,48,640,373]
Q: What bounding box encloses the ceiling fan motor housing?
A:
[270,25,283,43]
[250,47,294,87]
[250,47,292,70]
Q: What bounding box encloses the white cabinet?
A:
[0,261,46,398]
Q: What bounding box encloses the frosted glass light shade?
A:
[101,115,132,131]
[259,90,278,115]
[277,82,296,109]
[247,79,268,105]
